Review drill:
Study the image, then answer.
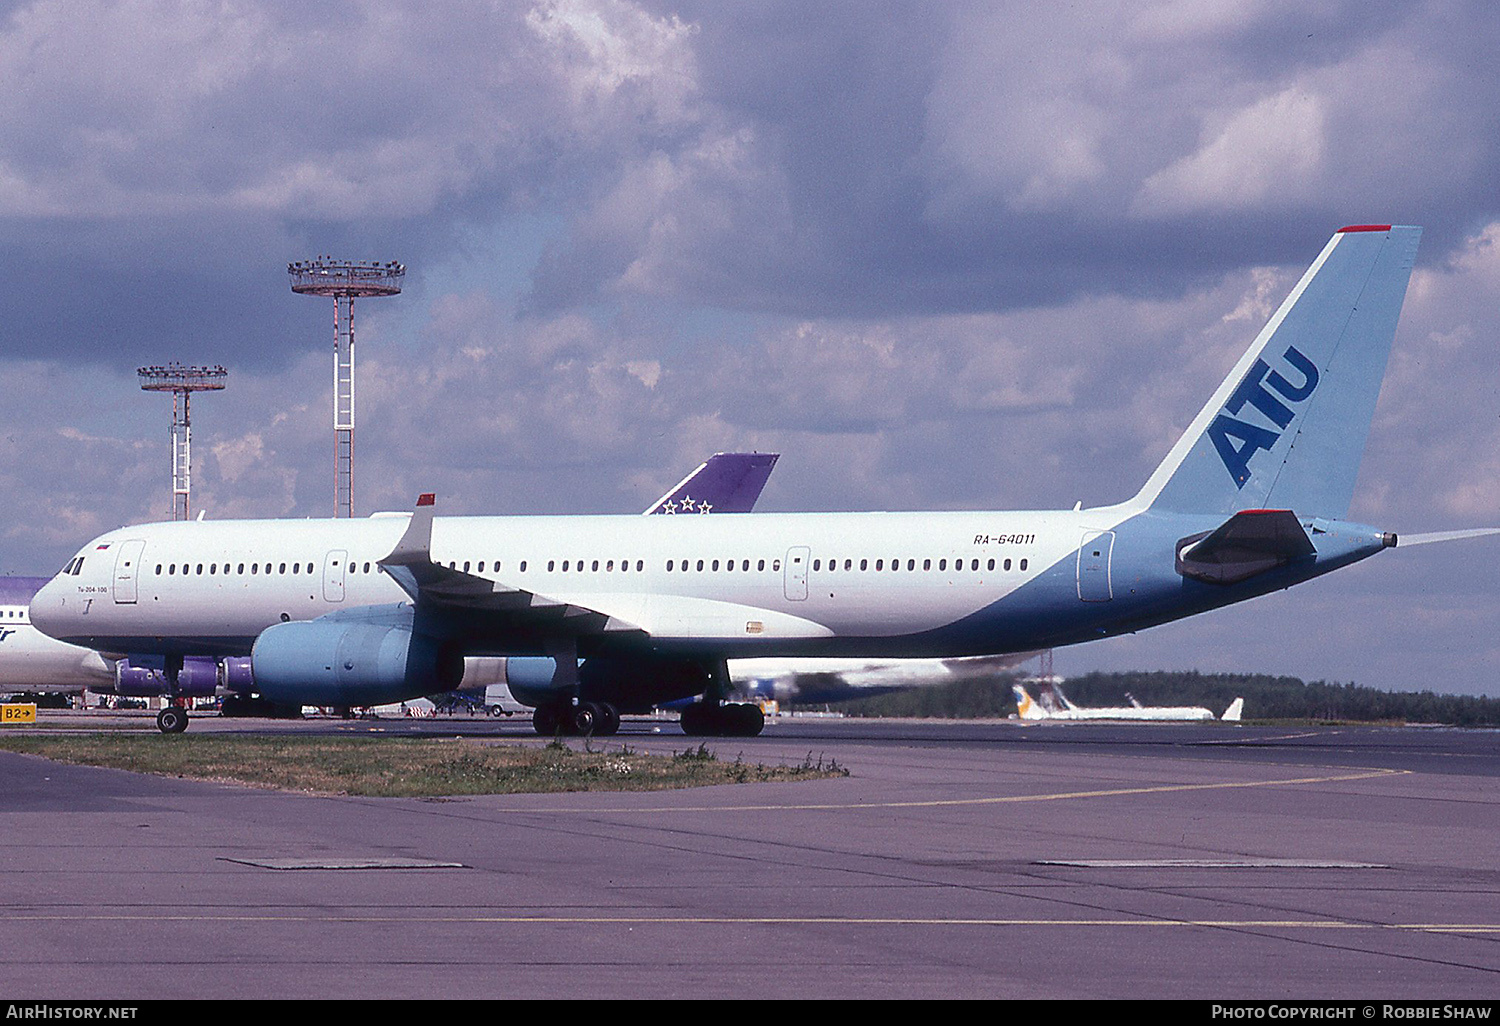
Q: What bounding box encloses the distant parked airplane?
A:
[1013,682,1243,722]
[731,653,1039,705]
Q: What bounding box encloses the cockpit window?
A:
[71,557,85,576]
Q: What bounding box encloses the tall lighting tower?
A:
[288,257,405,518]
[138,364,228,521]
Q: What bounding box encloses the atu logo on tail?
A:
[1208,344,1319,488]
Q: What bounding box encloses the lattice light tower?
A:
[289,257,405,518]
[138,364,228,521]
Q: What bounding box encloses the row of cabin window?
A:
[456,555,1027,575]
[663,556,1029,574]
[542,559,642,573]
[151,554,1028,579]
[155,561,397,577]
[666,558,779,573]
[813,556,1028,573]
[157,561,319,577]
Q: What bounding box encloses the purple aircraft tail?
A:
[643,452,779,515]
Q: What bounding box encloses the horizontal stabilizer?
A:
[1176,509,1315,585]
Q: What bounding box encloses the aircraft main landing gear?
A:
[679,702,764,737]
[532,701,621,737]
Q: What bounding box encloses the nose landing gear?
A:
[679,702,764,737]
[156,704,189,734]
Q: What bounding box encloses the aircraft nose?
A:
[29,577,70,640]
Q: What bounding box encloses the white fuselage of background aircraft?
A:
[0,579,114,691]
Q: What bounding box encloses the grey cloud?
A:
[531,1,1500,317]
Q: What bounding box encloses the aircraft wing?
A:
[379,494,830,646]
[643,452,779,515]
[379,495,644,644]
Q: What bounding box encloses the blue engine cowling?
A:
[110,656,220,698]
[250,620,462,707]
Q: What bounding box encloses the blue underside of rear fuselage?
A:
[651,510,1390,660]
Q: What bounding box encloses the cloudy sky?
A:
[3,0,1499,693]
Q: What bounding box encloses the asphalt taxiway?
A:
[2,712,1497,999]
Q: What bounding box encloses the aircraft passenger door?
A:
[112,539,146,605]
[1077,531,1114,602]
[784,546,810,601]
[323,550,347,603]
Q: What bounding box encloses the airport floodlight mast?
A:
[137,364,228,522]
[288,257,405,518]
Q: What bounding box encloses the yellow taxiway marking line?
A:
[474,767,1410,814]
[4,913,1496,932]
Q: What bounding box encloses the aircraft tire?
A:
[570,702,599,736]
[533,704,561,736]
[595,703,621,736]
[679,704,709,736]
[157,707,188,734]
[732,703,765,737]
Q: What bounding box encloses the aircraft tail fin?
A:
[1131,225,1421,519]
[1012,684,1046,720]
[644,453,779,515]
[1221,697,1244,722]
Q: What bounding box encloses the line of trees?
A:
[818,670,1500,726]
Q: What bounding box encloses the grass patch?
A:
[0,734,848,797]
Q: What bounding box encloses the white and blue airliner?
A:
[32,225,1495,735]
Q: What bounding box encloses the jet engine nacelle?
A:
[221,656,255,694]
[459,656,507,689]
[110,656,220,698]
[250,621,462,707]
[503,655,713,714]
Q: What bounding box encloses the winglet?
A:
[384,493,437,568]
